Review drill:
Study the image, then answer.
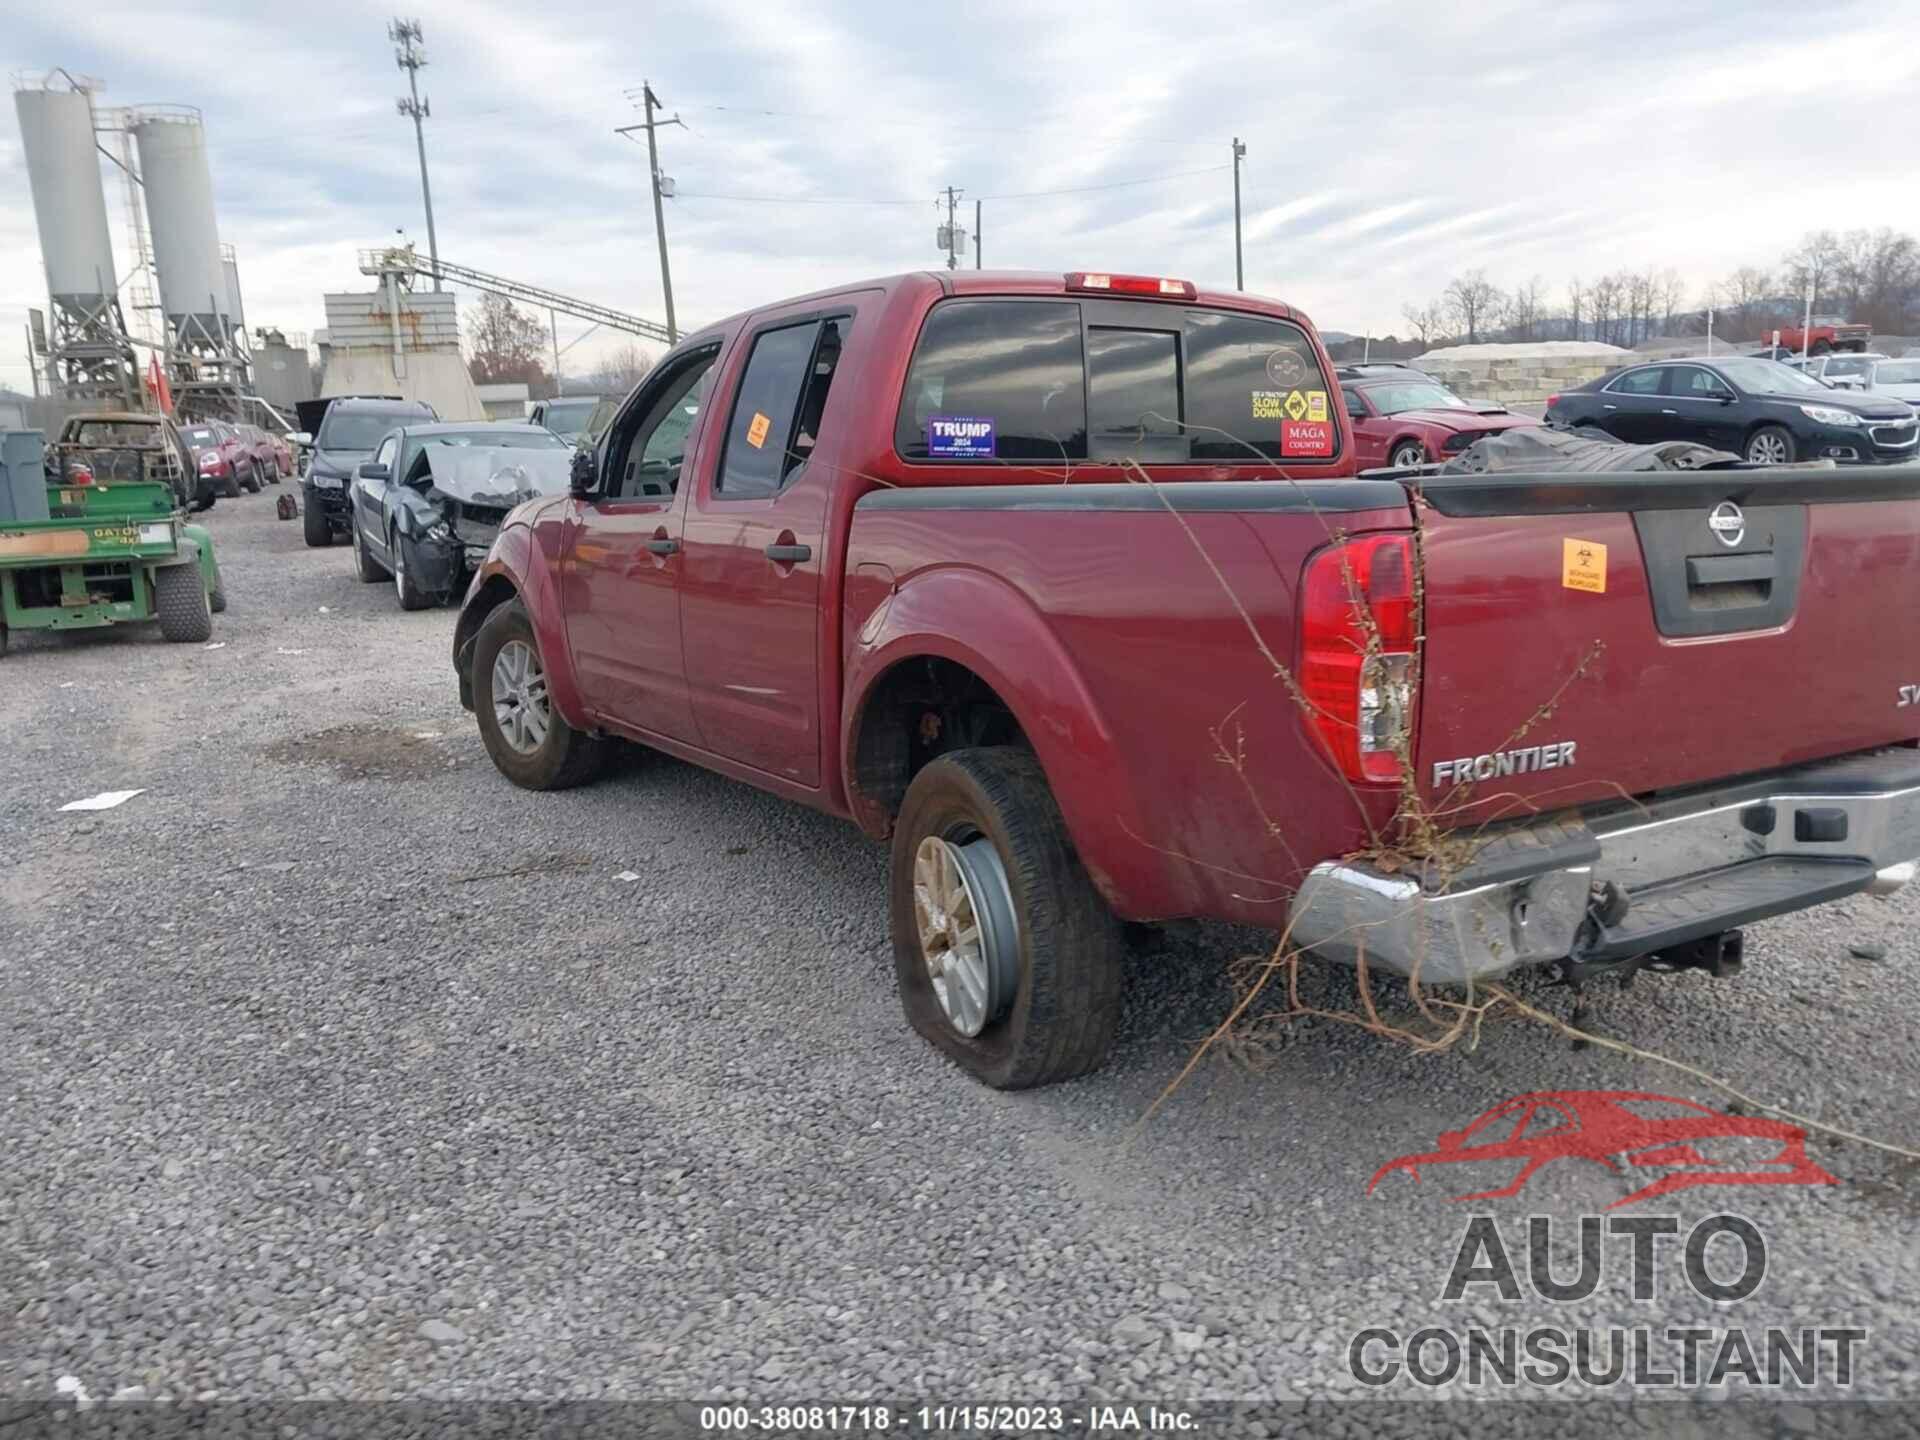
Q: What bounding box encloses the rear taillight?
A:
[1546,394,1561,407]
[1299,534,1417,784]
[1065,271,1197,299]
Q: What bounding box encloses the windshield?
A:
[1715,357,1830,394]
[181,426,220,449]
[539,399,600,437]
[1363,381,1469,414]
[1874,361,1920,385]
[420,429,568,451]
[318,412,413,451]
[1824,357,1872,378]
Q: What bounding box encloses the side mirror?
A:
[289,432,312,448]
[569,447,598,496]
[357,461,390,481]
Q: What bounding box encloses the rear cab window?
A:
[894,297,1338,467]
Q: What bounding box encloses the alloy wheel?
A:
[912,832,1019,1037]
[491,639,551,755]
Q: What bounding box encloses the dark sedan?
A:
[348,423,571,610]
[1547,356,1919,465]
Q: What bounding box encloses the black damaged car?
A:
[346,422,572,609]
[296,396,437,547]
[1547,355,1919,466]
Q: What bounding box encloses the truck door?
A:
[558,344,722,744]
[677,309,855,787]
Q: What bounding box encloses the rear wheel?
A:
[1811,339,1833,356]
[471,600,606,790]
[1389,440,1426,468]
[303,499,331,547]
[1745,425,1795,466]
[890,747,1124,1089]
[352,519,388,582]
[153,563,213,643]
[221,471,241,499]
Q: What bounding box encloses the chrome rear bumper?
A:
[1289,748,1920,984]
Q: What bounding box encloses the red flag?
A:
[146,356,174,416]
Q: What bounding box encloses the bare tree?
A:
[1783,230,1843,308]
[583,343,653,396]
[1565,276,1585,342]
[1590,274,1622,346]
[466,292,551,387]
[1721,266,1774,341]
[1399,300,1446,349]
[1501,275,1546,341]
[1443,270,1503,344]
[1659,269,1688,337]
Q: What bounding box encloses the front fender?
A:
[841,564,1166,919]
[180,523,218,592]
[456,520,591,732]
[389,485,445,540]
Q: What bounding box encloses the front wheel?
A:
[221,472,242,499]
[889,747,1124,1090]
[153,562,213,642]
[1746,425,1795,466]
[1389,441,1427,468]
[352,519,388,582]
[303,499,331,547]
[392,533,433,611]
[471,600,606,790]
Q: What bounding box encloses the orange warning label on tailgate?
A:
[747,412,771,448]
[1562,538,1607,593]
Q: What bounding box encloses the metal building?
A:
[12,73,140,406]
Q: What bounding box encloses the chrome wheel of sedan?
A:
[490,639,551,755]
[913,831,1019,1037]
[1746,429,1791,465]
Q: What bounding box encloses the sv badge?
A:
[1900,686,1920,708]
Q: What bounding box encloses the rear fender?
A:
[842,564,1162,917]
[457,522,590,730]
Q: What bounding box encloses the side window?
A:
[1183,311,1336,462]
[1087,327,1183,461]
[1607,367,1667,395]
[717,322,819,499]
[1668,366,1731,399]
[1341,385,1369,418]
[374,434,398,469]
[608,346,720,499]
[895,300,1087,462]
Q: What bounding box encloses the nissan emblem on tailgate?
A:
[1708,501,1746,548]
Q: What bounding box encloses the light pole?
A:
[1232,137,1247,291]
[390,19,440,291]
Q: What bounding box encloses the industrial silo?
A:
[133,109,229,348]
[13,76,139,404]
[222,244,247,344]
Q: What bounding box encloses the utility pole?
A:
[390,19,440,291]
[1231,137,1247,291]
[617,83,683,343]
[975,199,981,270]
[943,187,962,270]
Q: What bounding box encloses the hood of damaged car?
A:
[420,446,575,508]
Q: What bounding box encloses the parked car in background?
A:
[1787,352,1887,390]
[296,396,437,548]
[234,423,285,484]
[1548,355,1918,465]
[347,422,570,610]
[528,395,604,444]
[1775,315,1873,355]
[451,268,1920,1090]
[178,420,260,497]
[1337,369,1538,469]
[1866,357,1920,404]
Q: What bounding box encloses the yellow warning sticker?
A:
[746,412,771,449]
[1306,390,1329,423]
[1284,390,1309,422]
[1563,538,1607,593]
[1252,390,1285,420]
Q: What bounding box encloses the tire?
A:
[889,747,1124,1089]
[1389,441,1426,468]
[1745,425,1795,466]
[1810,339,1832,356]
[352,519,388,582]
[240,464,260,494]
[209,568,227,614]
[303,499,332,547]
[392,532,433,611]
[221,472,241,499]
[471,599,605,790]
[153,563,213,643]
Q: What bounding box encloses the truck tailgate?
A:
[1413,467,1920,814]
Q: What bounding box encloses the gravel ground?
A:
[3,492,1919,1419]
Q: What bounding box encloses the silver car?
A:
[1866,357,1920,405]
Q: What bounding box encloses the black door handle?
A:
[765,543,811,563]
[646,537,679,556]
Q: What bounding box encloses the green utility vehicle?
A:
[0,417,225,657]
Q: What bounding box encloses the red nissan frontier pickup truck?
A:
[454,269,1920,1088]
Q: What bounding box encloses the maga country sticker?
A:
[1563,537,1607,593]
[1281,419,1334,457]
[746,411,771,449]
[1306,390,1329,423]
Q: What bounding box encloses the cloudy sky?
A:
[5,0,1919,389]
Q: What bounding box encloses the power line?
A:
[672,165,1233,209]
[672,190,920,206]
[976,164,1230,201]
[653,99,1218,150]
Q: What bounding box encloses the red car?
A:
[1368,1091,1837,1210]
[236,423,287,484]
[179,420,261,496]
[449,268,1920,1090]
[1337,364,1538,469]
